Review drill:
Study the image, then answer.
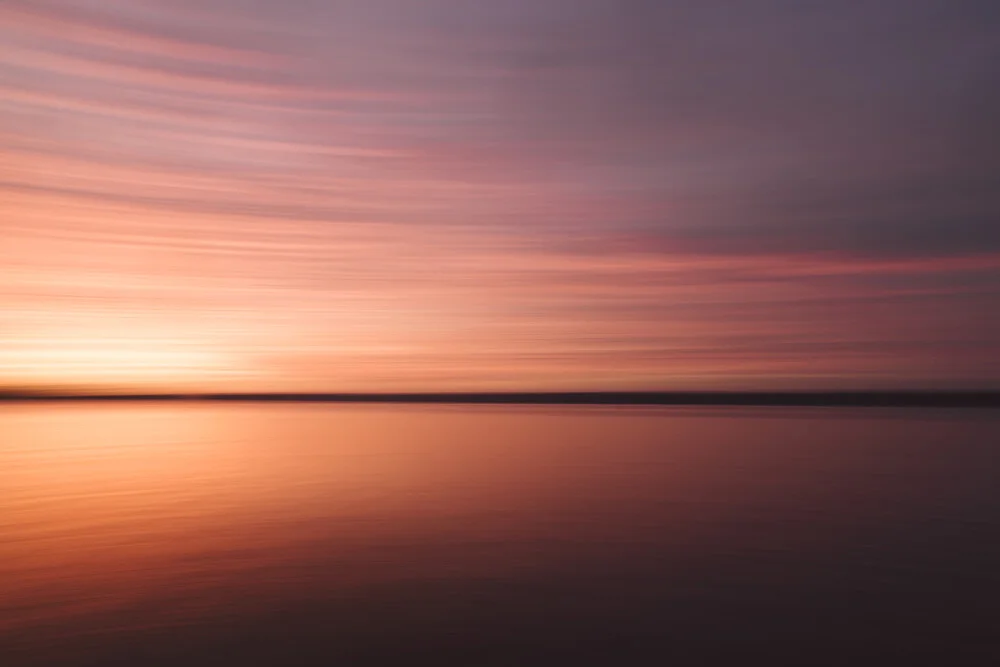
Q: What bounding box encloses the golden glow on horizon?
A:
[0,340,240,386]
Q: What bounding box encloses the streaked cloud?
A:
[1,0,997,390]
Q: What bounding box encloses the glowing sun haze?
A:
[2,0,999,391]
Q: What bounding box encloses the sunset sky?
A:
[2,0,998,391]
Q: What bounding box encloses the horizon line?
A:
[1,390,998,408]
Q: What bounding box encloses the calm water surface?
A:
[2,404,998,665]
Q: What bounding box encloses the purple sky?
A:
[1,0,998,390]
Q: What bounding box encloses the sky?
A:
[1,0,998,391]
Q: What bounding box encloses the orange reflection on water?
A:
[3,402,970,661]
[0,404,720,637]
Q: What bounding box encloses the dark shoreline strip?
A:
[1,391,998,408]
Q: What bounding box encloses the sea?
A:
[2,403,998,665]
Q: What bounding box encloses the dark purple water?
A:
[2,404,998,665]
